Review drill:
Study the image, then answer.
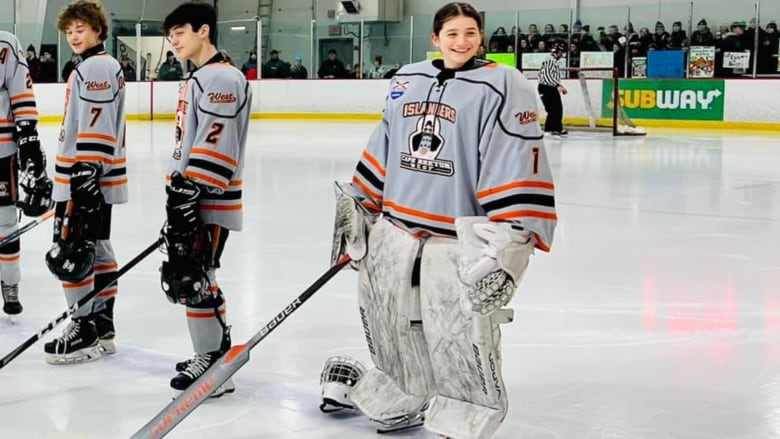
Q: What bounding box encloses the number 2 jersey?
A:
[352,58,557,251]
[0,30,38,159]
[169,52,251,231]
[53,43,127,204]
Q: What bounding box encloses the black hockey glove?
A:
[16,120,54,216]
[70,161,104,212]
[166,172,202,233]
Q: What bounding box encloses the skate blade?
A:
[45,346,102,365]
[377,415,425,434]
[171,378,236,400]
[99,338,117,355]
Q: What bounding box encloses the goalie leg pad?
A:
[349,219,435,420]
[419,236,511,439]
[0,205,20,285]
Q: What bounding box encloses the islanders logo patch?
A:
[390,80,409,100]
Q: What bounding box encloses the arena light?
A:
[230,26,246,31]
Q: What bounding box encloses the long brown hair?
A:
[432,2,483,35]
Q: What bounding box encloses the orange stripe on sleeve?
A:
[362,150,386,177]
[0,254,20,262]
[10,93,35,101]
[352,176,383,202]
[99,179,128,187]
[533,232,551,252]
[13,110,38,117]
[63,278,93,289]
[184,170,228,190]
[201,204,242,211]
[477,181,555,199]
[191,148,238,167]
[186,308,227,319]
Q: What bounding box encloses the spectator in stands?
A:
[367,55,389,78]
[650,22,671,50]
[602,25,622,50]
[241,50,258,80]
[670,21,689,49]
[638,27,653,55]
[568,42,580,74]
[526,24,542,51]
[489,27,510,52]
[26,45,40,82]
[767,22,779,72]
[120,55,136,81]
[691,19,715,46]
[722,21,747,77]
[38,50,58,83]
[579,25,600,52]
[263,49,291,79]
[318,49,346,78]
[559,24,569,38]
[289,55,308,79]
[543,24,557,46]
[158,50,183,81]
[62,53,80,82]
[518,38,532,54]
[489,41,500,53]
[745,18,772,73]
[537,40,547,53]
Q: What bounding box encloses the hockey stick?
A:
[0,208,55,250]
[130,255,352,439]
[0,237,163,370]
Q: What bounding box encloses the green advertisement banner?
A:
[602,79,725,121]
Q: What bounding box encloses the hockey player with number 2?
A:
[0,30,53,316]
[329,2,557,438]
[44,0,127,365]
[160,2,251,398]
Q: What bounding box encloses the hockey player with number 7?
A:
[329,2,556,438]
[44,0,127,365]
[160,2,251,398]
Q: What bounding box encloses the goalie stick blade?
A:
[130,256,352,439]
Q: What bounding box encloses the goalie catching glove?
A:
[455,217,534,316]
[16,120,53,216]
[330,180,379,269]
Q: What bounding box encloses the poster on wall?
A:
[579,51,614,78]
[601,79,725,121]
[647,50,686,78]
[723,52,750,69]
[631,57,647,78]
[688,46,715,78]
[520,53,566,79]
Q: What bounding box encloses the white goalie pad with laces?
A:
[454,217,534,316]
[330,181,380,268]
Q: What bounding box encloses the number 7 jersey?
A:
[54,45,127,204]
[169,53,252,231]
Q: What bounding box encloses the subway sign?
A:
[602,79,725,121]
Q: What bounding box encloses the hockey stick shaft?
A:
[130,255,352,439]
[0,237,163,370]
[0,208,54,250]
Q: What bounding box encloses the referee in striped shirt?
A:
[538,40,568,136]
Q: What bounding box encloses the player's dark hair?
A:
[57,0,110,42]
[163,2,217,44]
[432,2,483,35]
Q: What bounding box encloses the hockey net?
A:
[563,67,646,136]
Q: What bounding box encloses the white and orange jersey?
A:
[168,52,251,231]
[353,58,556,251]
[53,43,127,204]
[0,30,38,159]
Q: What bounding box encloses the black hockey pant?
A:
[538,84,563,132]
